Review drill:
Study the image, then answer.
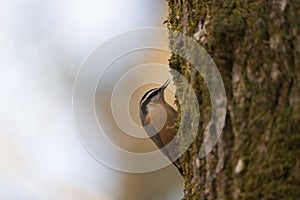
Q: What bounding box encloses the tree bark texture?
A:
[167,0,300,199]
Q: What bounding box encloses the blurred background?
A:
[0,0,183,199]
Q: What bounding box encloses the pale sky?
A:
[0,0,183,199]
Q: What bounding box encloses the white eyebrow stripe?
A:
[140,88,158,107]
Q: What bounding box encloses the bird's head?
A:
[139,79,171,119]
[140,79,170,105]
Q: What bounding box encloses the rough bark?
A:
[167,0,300,199]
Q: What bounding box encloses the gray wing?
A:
[144,124,172,160]
[145,124,183,175]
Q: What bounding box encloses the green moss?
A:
[168,0,300,199]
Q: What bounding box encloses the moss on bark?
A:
[167,0,300,199]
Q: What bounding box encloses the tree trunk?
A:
[167,0,300,199]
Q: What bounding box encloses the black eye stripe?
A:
[140,88,159,106]
[139,88,161,118]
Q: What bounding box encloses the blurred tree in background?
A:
[167,0,300,199]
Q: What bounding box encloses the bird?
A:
[139,79,183,175]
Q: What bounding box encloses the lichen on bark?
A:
[167,0,300,199]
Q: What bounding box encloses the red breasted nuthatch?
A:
[139,80,183,175]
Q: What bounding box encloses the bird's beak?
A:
[161,79,171,90]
